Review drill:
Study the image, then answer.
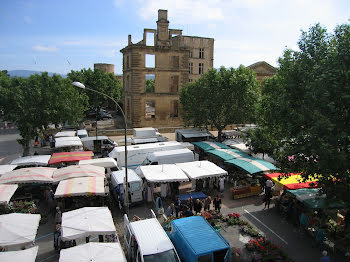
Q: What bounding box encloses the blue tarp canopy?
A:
[192,142,231,152]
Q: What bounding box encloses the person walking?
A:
[166,203,176,217]
[213,195,222,213]
[264,189,272,209]
[204,196,211,211]
[174,197,181,217]
[321,250,331,262]
[55,207,62,225]
[219,177,225,197]
[155,195,164,216]
[193,199,202,214]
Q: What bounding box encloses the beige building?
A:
[247,61,277,82]
[120,9,214,128]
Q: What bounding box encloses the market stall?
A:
[176,160,228,179]
[0,213,41,248]
[10,155,51,167]
[139,164,189,183]
[79,158,118,178]
[265,173,319,191]
[54,136,83,149]
[49,151,93,165]
[225,157,277,174]
[0,184,18,205]
[61,207,116,241]
[0,246,38,262]
[55,131,76,138]
[0,167,55,184]
[59,242,127,262]
[192,141,231,152]
[52,165,105,183]
[0,165,17,176]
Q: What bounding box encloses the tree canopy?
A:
[247,23,350,205]
[67,68,122,109]
[179,66,260,141]
[0,72,88,155]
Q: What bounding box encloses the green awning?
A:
[192,142,231,152]
[225,157,278,174]
[207,148,249,161]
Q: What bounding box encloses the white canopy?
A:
[52,165,105,183]
[55,177,107,198]
[55,137,83,148]
[61,207,116,241]
[79,158,118,168]
[0,213,41,247]
[0,165,17,176]
[11,155,51,167]
[176,160,228,180]
[139,164,189,183]
[111,169,141,185]
[0,246,38,262]
[55,131,76,138]
[0,184,18,205]
[59,242,126,262]
[0,167,55,184]
[229,143,251,154]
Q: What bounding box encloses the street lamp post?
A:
[72,81,129,214]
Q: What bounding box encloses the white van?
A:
[109,141,184,169]
[124,210,180,262]
[142,148,194,166]
[81,136,117,152]
[110,169,143,209]
[77,129,88,138]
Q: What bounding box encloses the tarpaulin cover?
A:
[0,246,38,262]
[139,164,189,183]
[225,157,278,174]
[55,131,76,138]
[61,207,116,241]
[192,141,231,152]
[176,160,227,179]
[79,158,118,168]
[11,155,51,166]
[207,148,249,161]
[54,176,106,198]
[52,164,105,182]
[55,137,82,148]
[0,213,41,247]
[49,151,93,165]
[0,167,55,184]
[59,243,126,262]
[266,173,319,190]
[0,165,17,176]
[0,184,18,205]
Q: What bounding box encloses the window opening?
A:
[145,54,155,68]
[146,32,155,46]
[170,76,179,93]
[145,101,155,118]
[145,74,155,93]
[189,62,193,74]
[199,48,204,59]
[199,63,204,74]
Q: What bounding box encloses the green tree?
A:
[145,79,155,93]
[67,68,122,109]
[250,23,350,205]
[0,72,88,155]
[179,66,260,141]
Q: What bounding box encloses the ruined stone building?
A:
[121,9,214,128]
[247,61,277,82]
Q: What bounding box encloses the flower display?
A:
[8,200,38,214]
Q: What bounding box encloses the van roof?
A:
[81,136,109,141]
[79,158,118,168]
[114,141,182,153]
[130,218,174,255]
[171,216,230,255]
[148,148,192,158]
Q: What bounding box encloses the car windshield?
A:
[143,250,180,262]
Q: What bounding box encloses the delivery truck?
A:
[142,148,194,165]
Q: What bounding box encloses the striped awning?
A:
[192,142,231,152]
[207,148,249,161]
[225,157,278,174]
[266,173,319,190]
[49,151,93,165]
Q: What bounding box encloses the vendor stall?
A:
[225,157,277,174]
[59,242,127,262]
[0,167,55,184]
[10,155,51,167]
[61,207,116,241]
[49,151,93,165]
[0,246,38,262]
[176,160,228,179]
[52,165,105,183]
[0,184,18,205]
[55,131,76,138]
[192,141,231,152]
[230,179,262,199]
[0,213,41,248]
[0,165,17,176]
[139,164,189,183]
[55,136,83,149]
[79,158,118,178]
[265,173,319,190]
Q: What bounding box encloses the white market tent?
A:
[52,165,105,183]
[59,242,126,262]
[79,158,118,169]
[11,155,51,167]
[54,177,107,198]
[139,164,189,183]
[176,160,228,180]
[0,184,18,205]
[0,213,41,247]
[55,131,76,138]
[0,167,55,184]
[0,246,39,262]
[55,137,83,148]
[61,207,116,241]
[0,165,17,176]
[111,169,141,185]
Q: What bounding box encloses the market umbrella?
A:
[52,164,105,182]
[0,167,55,184]
[176,160,227,179]
[0,184,18,205]
[59,242,127,262]
[0,165,17,176]
[54,177,107,198]
[0,213,41,247]
[0,246,38,262]
[61,207,116,241]
[139,164,189,183]
[49,151,93,165]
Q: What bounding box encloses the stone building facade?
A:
[120,9,214,128]
[247,61,277,82]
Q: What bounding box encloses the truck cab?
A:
[124,210,180,262]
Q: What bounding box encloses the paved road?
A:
[0,130,22,164]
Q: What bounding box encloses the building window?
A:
[199,48,204,59]
[189,62,193,74]
[189,50,193,58]
[171,100,178,118]
[145,54,155,68]
[199,63,204,74]
[189,78,193,83]
[126,56,130,69]
[145,101,155,118]
[170,76,179,93]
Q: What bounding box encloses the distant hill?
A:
[7,70,67,78]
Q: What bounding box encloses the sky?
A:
[0,0,349,75]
